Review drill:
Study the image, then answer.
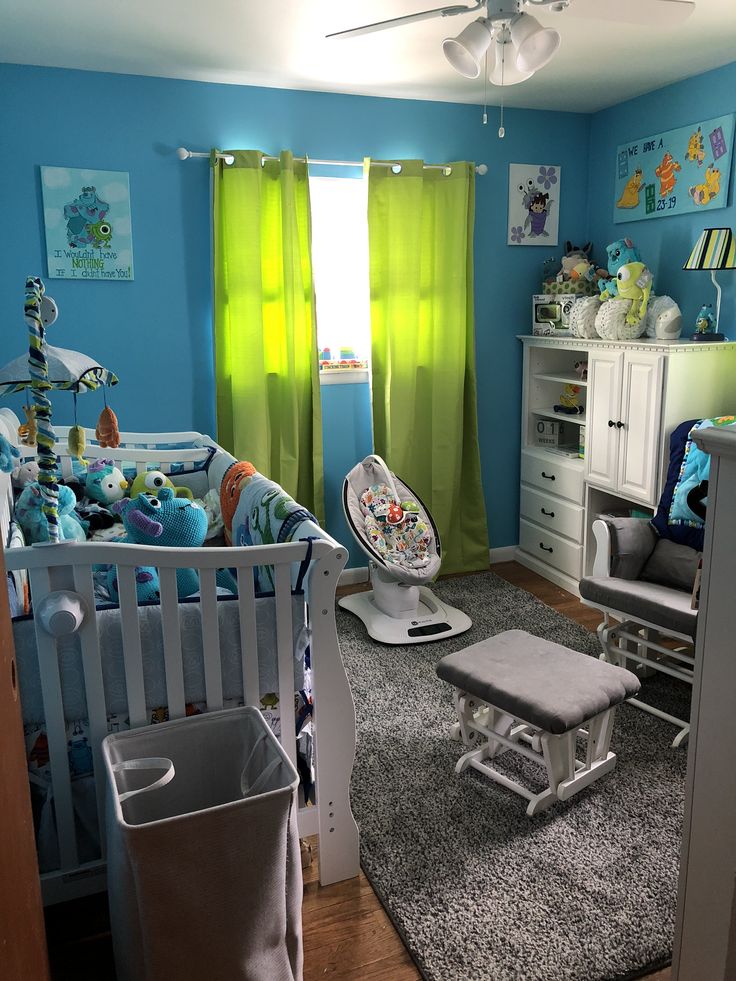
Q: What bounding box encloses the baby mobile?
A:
[0,276,120,542]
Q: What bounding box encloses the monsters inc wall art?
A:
[41,166,134,280]
[613,114,734,223]
[508,163,561,247]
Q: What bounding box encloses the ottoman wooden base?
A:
[437,630,640,815]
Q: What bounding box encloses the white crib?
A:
[0,408,360,904]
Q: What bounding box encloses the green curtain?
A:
[212,149,324,522]
[367,159,489,574]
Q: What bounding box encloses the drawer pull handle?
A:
[608,419,615,428]
[539,543,553,553]
[541,508,555,517]
[616,420,624,429]
[541,471,555,481]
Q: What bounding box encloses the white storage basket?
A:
[104,706,302,981]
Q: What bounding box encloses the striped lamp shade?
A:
[683,227,736,270]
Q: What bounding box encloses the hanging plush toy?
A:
[18,405,37,446]
[67,424,88,468]
[96,405,120,448]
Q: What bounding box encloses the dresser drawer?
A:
[519,518,583,580]
[520,449,584,505]
[520,486,584,543]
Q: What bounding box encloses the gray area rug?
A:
[337,571,688,981]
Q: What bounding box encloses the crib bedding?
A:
[13,592,309,724]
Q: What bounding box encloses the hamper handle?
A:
[112,757,176,803]
[240,731,288,798]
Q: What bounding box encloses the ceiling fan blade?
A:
[326,3,479,39]
[562,0,695,27]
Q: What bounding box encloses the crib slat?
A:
[237,567,259,708]
[72,563,109,857]
[28,567,79,871]
[275,563,297,767]
[116,564,148,729]
[199,567,223,711]
[159,567,185,720]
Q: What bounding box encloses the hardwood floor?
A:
[44,562,672,980]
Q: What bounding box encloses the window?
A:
[309,175,370,377]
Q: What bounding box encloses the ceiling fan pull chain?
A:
[498,36,506,138]
[482,49,489,124]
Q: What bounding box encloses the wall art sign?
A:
[41,166,134,280]
[613,114,734,223]
[507,163,561,247]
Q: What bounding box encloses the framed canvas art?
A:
[41,166,134,280]
[508,163,560,246]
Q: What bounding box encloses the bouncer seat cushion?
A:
[360,483,432,570]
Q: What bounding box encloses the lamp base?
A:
[692,332,726,342]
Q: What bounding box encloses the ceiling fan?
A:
[327,0,696,87]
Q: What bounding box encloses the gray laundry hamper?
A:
[103,706,303,981]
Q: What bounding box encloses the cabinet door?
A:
[617,351,663,504]
[585,350,623,492]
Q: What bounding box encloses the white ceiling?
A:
[1,0,735,113]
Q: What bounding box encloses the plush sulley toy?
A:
[85,458,128,504]
[129,469,194,501]
[107,487,236,602]
[0,434,21,474]
[15,482,87,543]
[598,238,642,298]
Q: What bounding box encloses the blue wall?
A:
[0,63,591,553]
[587,61,736,337]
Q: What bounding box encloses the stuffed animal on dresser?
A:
[15,482,87,543]
[107,488,236,602]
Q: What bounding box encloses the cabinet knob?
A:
[616,420,624,429]
[541,507,555,517]
[541,471,555,481]
[539,543,553,553]
[608,419,615,428]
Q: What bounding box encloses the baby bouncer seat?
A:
[339,455,472,644]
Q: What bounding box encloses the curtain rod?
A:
[177,147,488,176]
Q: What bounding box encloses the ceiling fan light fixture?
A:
[510,12,560,73]
[488,32,534,86]
[442,18,493,79]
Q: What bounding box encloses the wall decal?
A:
[507,163,561,247]
[613,114,734,223]
[41,166,134,280]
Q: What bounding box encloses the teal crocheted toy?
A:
[15,482,87,543]
[108,488,236,602]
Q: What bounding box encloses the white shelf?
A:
[533,371,588,387]
[532,407,586,425]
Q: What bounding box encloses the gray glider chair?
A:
[579,419,703,748]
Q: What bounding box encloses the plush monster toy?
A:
[108,488,236,602]
[15,482,87,543]
[598,238,642,298]
[85,458,128,504]
[129,469,193,501]
[0,434,20,474]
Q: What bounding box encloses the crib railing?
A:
[6,536,359,903]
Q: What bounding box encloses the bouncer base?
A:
[338,585,471,645]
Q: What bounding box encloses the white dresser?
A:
[517,335,736,595]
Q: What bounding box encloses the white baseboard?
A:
[338,566,369,587]
[489,546,517,564]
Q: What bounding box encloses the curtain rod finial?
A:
[176,147,191,160]
[476,163,488,175]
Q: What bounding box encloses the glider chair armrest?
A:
[591,516,657,579]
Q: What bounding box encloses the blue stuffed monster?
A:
[598,238,642,298]
[107,488,236,602]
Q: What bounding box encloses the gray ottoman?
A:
[436,630,640,815]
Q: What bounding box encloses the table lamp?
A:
[683,227,736,342]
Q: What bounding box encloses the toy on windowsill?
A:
[553,383,584,415]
